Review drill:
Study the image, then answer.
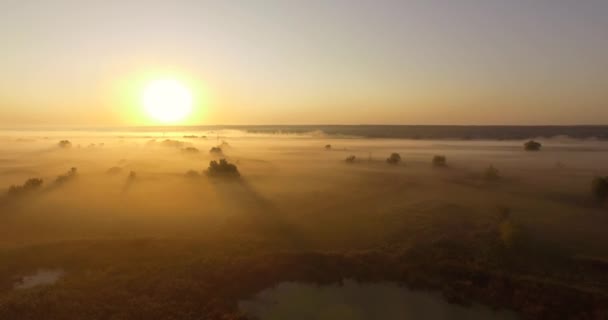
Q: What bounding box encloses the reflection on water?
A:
[14,269,65,290]
[239,280,519,320]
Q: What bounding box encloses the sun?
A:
[142,79,193,123]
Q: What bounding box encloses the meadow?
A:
[1,130,607,319]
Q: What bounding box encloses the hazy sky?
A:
[1,0,607,126]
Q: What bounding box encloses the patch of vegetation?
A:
[591,176,608,203]
[206,159,240,178]
[345,155,356,163]
[483,165,500,181]
[185,170,201,178]
[106,167,123,175]
[57,140,72,148]
[524,140,542,151]
[182,147,200,154]
[7,178,44,197]
[128,171,137,180]
[160,139,185,148]
[54,168,78,185]
[209,146,223,155]
[386,153,401,164]
[432,155,447,167]
[324,144,331,150]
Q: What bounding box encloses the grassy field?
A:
[1,132,608,319]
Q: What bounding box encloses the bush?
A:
[591,176,608,203]
[206,159,240,178]
[484,165,500,181]
[432,155,447,167]
[209,146,223,155]
[185,170,201,178]
[345,155,356,163]
[58,140,72,148]
[7,178,44,196]
[55,167,78,185]
[324,144,332,150]
[106,167,123,175]
[182,147,199,154]
[386,153,401,164]
[161,139,186,148]
[524,140,542,151]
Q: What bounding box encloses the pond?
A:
[14,269,65,290]
[239,280,519,320]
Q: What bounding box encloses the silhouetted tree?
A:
[524,140,542,151]
[592,176,608,203]
[182,147,200,153]
[345,155,356,163]
[106,167,123,175]
[58,140,72,148]
[128,171,137,180]
[432,155,447,167]
[7,178,43,196]
[386,153,401,164]
[185,170,201,178]
[161,139,185,148]
[206,159,240,178]
[209,146,223,154]
[54,167,78,185]
[324,144,332,150]
[484,165,500,181]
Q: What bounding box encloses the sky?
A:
[1,0,607,126]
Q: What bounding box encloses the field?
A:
[1,130,608,319]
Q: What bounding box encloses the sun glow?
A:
[142,79,193,123]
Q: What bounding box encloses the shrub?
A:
[484,165,500,181]
[160,139,185,148]
[209,146,223,155]
[386,153,401,164]
[55,167,78,185]
[185,170,201,178]
[106,167,123,175]
[206,159,240,178]
[524,140,542,151]
[182,147,199,154]
[591,176,608,203]
[7,178,44,196]
[58,140,72,148]
[345,155,356,163]
[324,144,332,150]
[432,155,447,167]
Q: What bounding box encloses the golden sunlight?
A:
[142,79,193,123]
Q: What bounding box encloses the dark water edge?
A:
[239,280,520,320]
[3,125,608,140]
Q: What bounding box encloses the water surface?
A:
[239,280,519,320]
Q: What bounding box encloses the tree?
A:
[345,155,356,163]
[106,167,123,175]
[7,178,43,196]
[185,170,201,178]
[484,165,500,181]
[524,140,542,151]
[386,153,401,164]
[209,146,223,154]
[592,176,608,203]
[206,159,240,178]
[324,144,332,150]
[182,147,200,153]
[54,167,78,185]
[58,140,72,148]
[432,155,447,167]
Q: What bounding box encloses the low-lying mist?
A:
[1,129,608,319]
